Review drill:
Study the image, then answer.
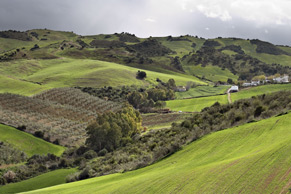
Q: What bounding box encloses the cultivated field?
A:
[25,112,291,194]
[142,113,192,130]
[0,88,123,146]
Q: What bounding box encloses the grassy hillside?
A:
[183,64,239,83]
[0,168,77,194]
[0,124,64,157]
[0,58,205,96]
[175,85,229,99]
[166,94,228,112]
[0,74,50,96]
[168,84,291,112]
[231,84,291,102]
[25,112,291,194]
[215,38,291,67]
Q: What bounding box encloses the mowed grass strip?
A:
[0,124,65,157]
[25,113,291,194]
[175,85,229,99]
[166,94,228,112]
[231,84,291,102]
[0,168,77,194]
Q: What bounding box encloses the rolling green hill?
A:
[0,168,76,194]
[0,124,64,157]
[24,112,291,194]
[0,58,205,96]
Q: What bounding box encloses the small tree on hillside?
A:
[136,70,147,80]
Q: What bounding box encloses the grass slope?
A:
[231,84,291,102]
[215,38,291,67]
[0,58,205,96]
[175,85,229,99]
[25,113,291,194]
[0,124,64,157]
[0,74,50,96]
[0,169,76,194]
[166,94,228,112]
[183,64,238,82]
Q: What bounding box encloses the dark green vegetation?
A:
[0,142,26,166]
[56,91,291,184]
[79,78,176,113]
[26,111,291,194]
[1,29,291,193]
[86,106,142,152]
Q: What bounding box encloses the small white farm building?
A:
[229,85,239,93]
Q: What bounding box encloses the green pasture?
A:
[0,124,64,157]
[0,58,205,95]
[0,169,76,194]
[0,74,50,96]
[231,84,291,102]
[166,94,228,112]
[24,112,291,194]
[175,85,229,99]
[183,64,238,83]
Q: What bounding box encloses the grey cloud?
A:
[0,0,290,46]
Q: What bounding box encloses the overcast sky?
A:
[0,0,291,45]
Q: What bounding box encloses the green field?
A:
[183,64,238,82]
[0,168,76,194]
[168,84,291,112]
[24,112,291,194]
[231,84,291,102]
[166,94,228,112]
[0,124,64,157]
[0,58,205,96]
[175,85,229,99]
[0,74,50,96]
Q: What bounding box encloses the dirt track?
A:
[227,88,232,103]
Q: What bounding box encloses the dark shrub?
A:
[34,131,44,138]
[136,70,147,80]
[84,150,97,159]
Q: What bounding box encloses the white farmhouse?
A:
[229,85,239,93]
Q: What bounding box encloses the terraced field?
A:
[25,112,291,194]
[175,85,229,99]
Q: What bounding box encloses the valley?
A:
[0,29,291,194]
